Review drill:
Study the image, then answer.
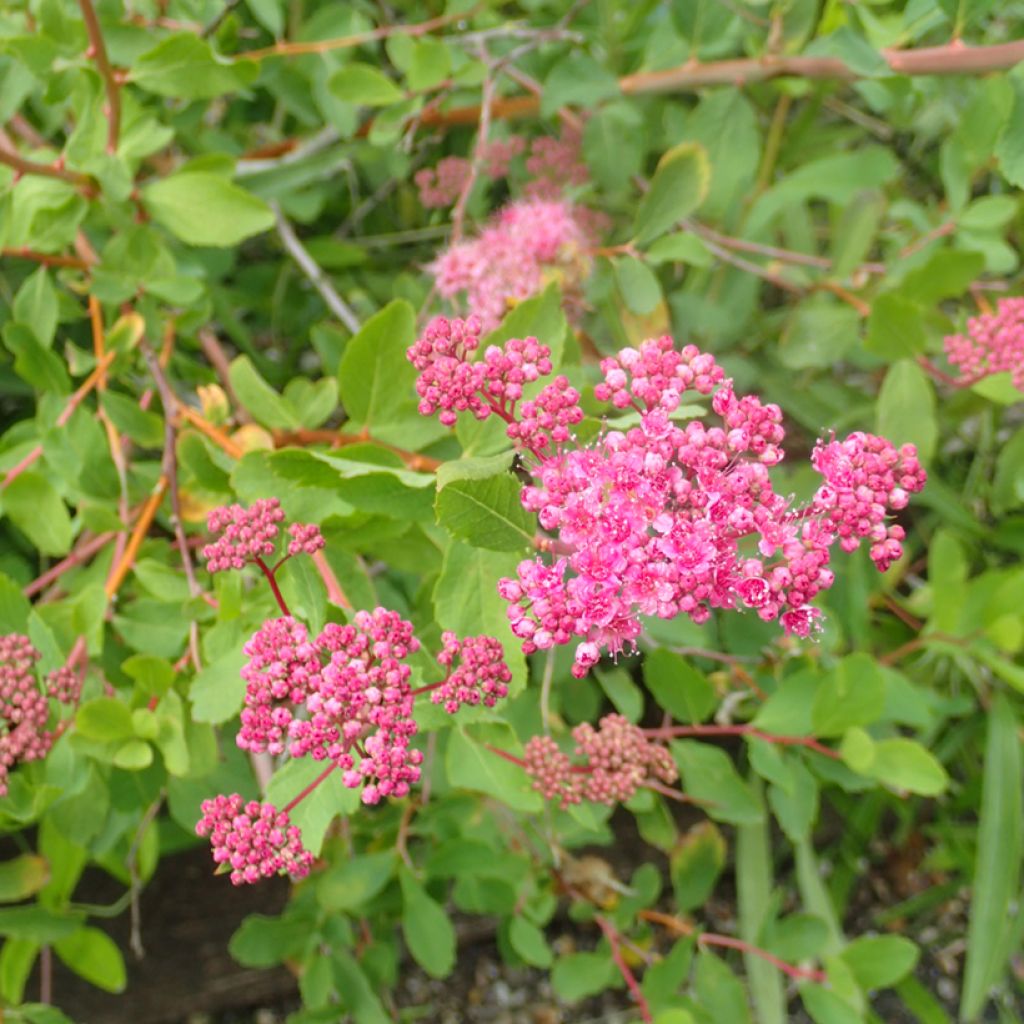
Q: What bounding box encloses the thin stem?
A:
[0,247,89,269]
[143,341,203,670]
[253,556,291,617]
[410,39,1024,131]
[78,0,121,153]
[642,778,715,807]
[271,201,361,333]
[594,914,653,1023]
[104,478,170,599]
[177,404,245,459]
[0,143,95,191]
[283,763,337,813]
[241,7,475,61]
[23,532,116,598]
[642,724,839,760]
[311,550,351,609]
[39,946,52,1003]
[450,44,495,243]
[640,910,827,983]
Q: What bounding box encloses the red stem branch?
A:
[78,0,121,153]
[643,724,839,760]
[594,914,653,1023]
[282,763,337,814]
[253,556,292,617]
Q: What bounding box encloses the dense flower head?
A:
[46,665,82,704]
[203,498,323,573]
[408,318,580,454]
[430,197,595,331]
[413,330,927,673]
[415,155,472,208]
[195,794,313,886]
[1,635,57,797]
[523,124,588,199]
[522,714,677,808]
[944,297,1024,390]
[431,633,512,714]
[237,617,321,756]
[811,432,927,572]
[289,609,423,805]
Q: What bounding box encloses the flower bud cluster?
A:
[196,794,314,886]
[522,714,677,808]
[944,297,1024,391]
[411,327,927,675]
[203,498,323,573]
[432,632,512,714]
[1,635,78,797]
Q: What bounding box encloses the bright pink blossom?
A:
[412,329,927,672]
[196,794,313,886]
[944,297,1024,390]
[430,198,594,331]
[1,635,60,797]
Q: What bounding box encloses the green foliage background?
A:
[1,1,1024,1022]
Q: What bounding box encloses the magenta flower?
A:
[196,794,314,886]
[944,297,1024,390]
[431,633,512,714]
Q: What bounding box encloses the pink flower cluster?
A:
[415,127,585,210]
[225,605,514,816]
[408,315,582,452]
[410,327,927,676]
[944,297,1024,391]
[1,634,79,797]
[290,609,422,806]
[196,794,314,886]
[203,498,323,573]
[430,197,595,331]
[431,632,512,714]
[522,714,677,808]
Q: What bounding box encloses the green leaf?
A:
[811,654,886,737]
[800,983,863,1024]
[961,694,1022,1020]
[615,255,662,315]
[643,648,715,724]
[229,912,312,968]
[644,231,713,267]
[337,300,420,444]
[763,914,829,963]
[633,143,710,246]
[228,355,302,430]
[113,739,153,770]
[100,392,164,448]
[0,572,33,635]
[445,724,543,812]
[541,53,620,117]
[864,294,928,360]
[399,869,455,978]
[0,907,83,944]
[551,951,618,1002]
[1,472,72,556]
[142,172,274,247]
[132,34,258,99]
[435,454,533,551]
[0,856,49,903]
[433,542,526,692]
[694,951,752,1024]
[583,101,645,192]
[54,927,126,993]
[841,935,919,990]
[405,38,451,92]
[317,851,396,912]
[876,360,937,464]
[671,821,726,911]
[76,698,134,742]
[997,81,1024,187]
[671,741,763,825]
[779,299,861,370]
[830,191,885,280]
[329,63,404,106]
[868,738,948,796]
[3,323,70,394]
[13,267,57,348]
[509,916,553,968]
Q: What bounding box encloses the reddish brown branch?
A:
[642,724,840,760]
[0,247,90,269]
[272,429,441,472]
[78,0,121,152]
[0,144,94,191]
